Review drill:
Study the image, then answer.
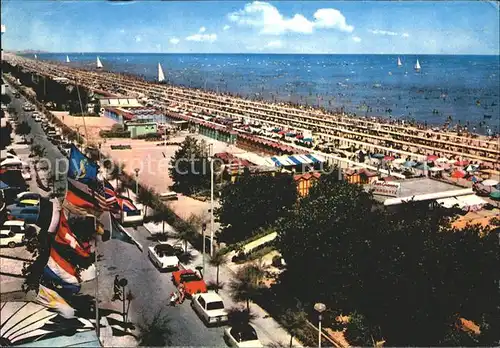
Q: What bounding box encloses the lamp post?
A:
[98,142,102,163]
[201,223,207,277]
[208,143,215,257]
[134,168,140,196]
[314,302,326,348]
[119,277,128,323]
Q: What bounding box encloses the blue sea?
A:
[31,53,500,133]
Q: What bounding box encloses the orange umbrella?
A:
[451,170,466,179]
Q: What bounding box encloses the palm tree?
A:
[229,263,266,312]
[106,160,125,190]
[208,250,227,293]
[136,307,173,346]
[227,306,257,328]
[136,186,155,217]
[280,308,308,347]
[150,205,176,236]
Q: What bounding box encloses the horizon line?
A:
[9,51,500,57]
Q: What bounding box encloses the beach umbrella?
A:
[0,180,9,189]
[482,179,499,187]
[426,155,438,162]
[429,167,444,172]
[451,170,466,179]
[465,164,479,172]
[415,163,427,171]
[384,156,395,161]
[403,160,416,168]
[393,158,406,165]
[372,153,385,159]
[435,158,449,163]
[490,191,500,200]
[454,160,469,167]
[468,176,482,183]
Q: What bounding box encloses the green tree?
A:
[227,306,257,328]
[15,121,31,142]
[229,262,267,311]
[136,185,155,217]
[136,307,173,346]
[168,136,213,195]
[276,170,500,346]
[105,160,125,190]
[216,173,297,244]
[280,307,308,348]
[208,250,228,293]
[344,312,373,347]
[150,205,176,236]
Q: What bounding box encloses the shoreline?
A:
[3,53,499,169]
[14,53,499,136]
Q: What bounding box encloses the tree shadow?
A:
[177,251,195,265]
[206,280,225,292]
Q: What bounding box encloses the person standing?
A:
[112,275,122,301]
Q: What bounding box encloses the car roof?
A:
[3,220,25,226]
[199,292,223,302]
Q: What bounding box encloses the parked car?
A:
[0,220,29,248]
[191,292,228,325]
[148,243,181,270]
[14,93,21,98]
[171,269,207,296]
[16,192,41,200]
[34,115,42,122]
[223,324,263,348]
[6,204,39,224]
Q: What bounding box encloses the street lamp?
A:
[207,143,215,257]
[201,223,207,277]
[314,302,326,348]
[98,142,102,163]
[134,168,140,196]
[118,277,128,323]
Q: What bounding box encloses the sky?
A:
[1,0,499,55]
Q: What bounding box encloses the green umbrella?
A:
[490,191,500,200]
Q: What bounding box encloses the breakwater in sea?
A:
[26,53,500,132]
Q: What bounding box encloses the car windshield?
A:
[231,326,258,342]
[180,272,200,282]
[206,301,224,310]
[154,244,175,256]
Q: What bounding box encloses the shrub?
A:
[99,130,131,138]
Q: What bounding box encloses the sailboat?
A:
[34,54,37,59]
[397,56,402,67]
[414,59,421,72]
[66,55,70,63]
[96,56,103,69]
[158,63,165,83]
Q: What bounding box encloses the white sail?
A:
[66,55,70,63]
[96,56,103,69]
[414,59,421,71]
[34,54,37,59]
[158,63,165,82]
[397,57,402,67]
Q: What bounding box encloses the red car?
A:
[172,269,207,296]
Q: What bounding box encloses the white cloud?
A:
[228,1,353,35]
[401,32,410,38]
[352,36,361,43]
[169,37,180,45]
[199,26,206,33]
[313,9,354,32]
[266,40,283,48]
[223,25,231,31]
[135,35,142,42]
[369,29,398,36]
[186,33,217,42]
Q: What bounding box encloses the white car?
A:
[147,243,180,270]
[191,292,228,325]
[0,221,28,248]
[34,115,41,122]
[224,325,263,348]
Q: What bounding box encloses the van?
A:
[160,191,178,201]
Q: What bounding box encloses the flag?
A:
[117,195,138,212]
[35,197,61,233]
[66,178,109,211]
[36,284,75,319]
[100,214,142,251]
[54,212,92,259]
[67,145,98,184]
[104,179,117,205]
[42,266,81,294]
[92,181,111,211]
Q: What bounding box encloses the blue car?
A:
[6,204,39,224]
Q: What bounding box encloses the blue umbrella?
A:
[404,160,416,168]
[371,153,385,159]
[0,181,9,189]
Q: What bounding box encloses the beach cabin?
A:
[294,172,321,197]
[126,122,158,139]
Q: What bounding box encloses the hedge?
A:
[99,130,131,138]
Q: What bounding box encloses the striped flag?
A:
[36,197,61,233]
[104,179,118,207]
[36,284,75,319]
[117,195,138,212]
